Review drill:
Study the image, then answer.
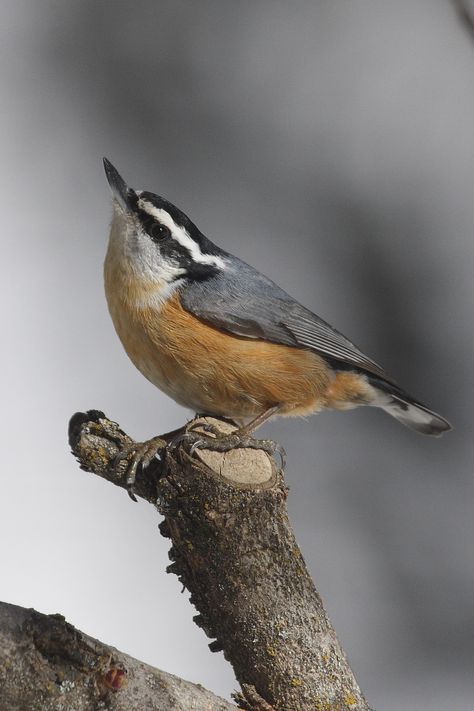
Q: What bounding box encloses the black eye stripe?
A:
[139,211,171,242]
[135,200,223,282]
[138,192,225,258]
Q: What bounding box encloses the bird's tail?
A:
[368,378,451,436]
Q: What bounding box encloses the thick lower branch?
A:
[69,410,371,711]
[0,601,235,711]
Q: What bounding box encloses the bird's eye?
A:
[149,221,171,242]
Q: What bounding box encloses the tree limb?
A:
[68,410,371,711]
[0,601,236,711]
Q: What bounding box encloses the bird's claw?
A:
[114,418,286,498]
[172,426,286,472]
[168,422,217,450]
[114,436,166,501]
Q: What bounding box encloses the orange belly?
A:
[104,256,372,418]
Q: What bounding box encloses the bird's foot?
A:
[115,436,167,501]
[171,422,286,471]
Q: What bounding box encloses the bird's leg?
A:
[172,406,286,470]
[242,406,283,434]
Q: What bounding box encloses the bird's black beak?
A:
[103,158,136,211]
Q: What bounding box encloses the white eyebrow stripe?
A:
[138,198,226,269]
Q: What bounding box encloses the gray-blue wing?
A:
[180,258,391,381]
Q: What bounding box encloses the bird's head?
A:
[103,158,226,285]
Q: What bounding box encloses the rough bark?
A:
[68,410,371,711]
[0,601,235,711]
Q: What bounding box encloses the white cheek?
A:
[151,251,185,283]
[110,208,185,285]
[110,207,140,255]
[136,279,185,310]
[137,233,185,284]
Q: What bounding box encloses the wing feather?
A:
[180,258,392,382]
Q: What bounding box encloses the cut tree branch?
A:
[68,410,371,711]
[0,601,235,711]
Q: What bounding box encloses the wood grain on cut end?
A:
[191,418,277,488]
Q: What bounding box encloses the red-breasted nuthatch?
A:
[103,159,450,486]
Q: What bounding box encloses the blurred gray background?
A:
[1,1,473,709]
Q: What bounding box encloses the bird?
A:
[103,158,451,492]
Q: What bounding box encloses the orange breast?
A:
[143,292,337,417]
[104,248,373,418]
